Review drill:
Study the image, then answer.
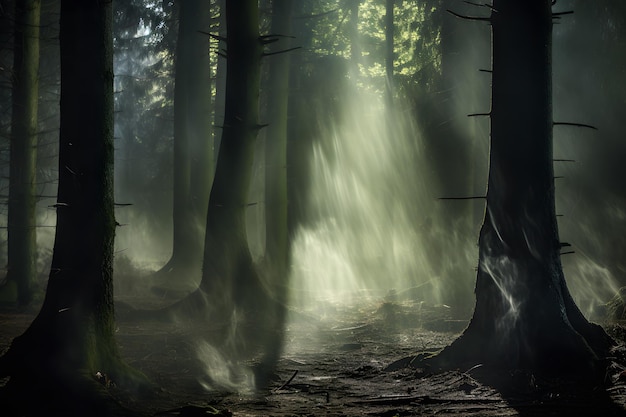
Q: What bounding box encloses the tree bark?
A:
[156,0,212,280]
[421,0,476,317]
[6,0,40,306]
[265,0,294,282]
[198,0,263,310]
[213,0,227,161]
[431,0,612,377]
[0,1,146,413]
[258,0,295,387]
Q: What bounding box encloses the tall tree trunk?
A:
[286,1,312,238]
[156,0,212,282]
[5,0,40,306]
[431,0,612,376]
[265,0,293,283]
[213,0,227,161]
[198,0,262,309]
[139,0,267,333]
[0,1,146,412]
[189,3,214,226]
[260,0,295,387]
[422,0,476,317]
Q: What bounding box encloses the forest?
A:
[1,0,626,416]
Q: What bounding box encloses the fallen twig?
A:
[352,395,503,406]
[276,370,299,391]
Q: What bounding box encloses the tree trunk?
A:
[0,1,146,413]
[135,0,267,335]
[258,0,295,387]
[198,0,263,310]
[265,0,294,282]
[156,0,212,281]
[285,0,313,238]
[431,0,612,377]
[213,0,227,161]
[5,0,40,306]
[420,0,476,317]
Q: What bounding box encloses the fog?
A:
[114,2,623,319]
[1,0,625,395]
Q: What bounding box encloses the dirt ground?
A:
[3,288,626,417]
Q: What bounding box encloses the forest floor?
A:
[3,280,626,416]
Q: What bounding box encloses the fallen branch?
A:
[352,395,503,406]
[276,370,299,391]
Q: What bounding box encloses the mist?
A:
[108,0,624,378]
[1,0,626,413]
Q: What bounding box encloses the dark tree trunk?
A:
[259,0,295,388]
[0,1,146,413]
[285,0,312,238]
[431,0,612,377]
[134,0,268,336]
[439,0,458,95]
[213,0,227,161]
[5,0,40,306]
[265,0,294,282]
[197,0,263,310]
[188,5,214,228]
[425,0,477,317]
[155,0,212,281]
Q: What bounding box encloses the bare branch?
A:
[552,11,573,18]
[447,9,491,22]
[198,30,226,42]
[261,37,280,45]
[553,122,598,130]
[263,46,302,57]
[438,196,486,201]
[463,1,496,11]
[259,34,296,40]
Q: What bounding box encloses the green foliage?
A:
[113,0,177,211]
[396,0,442,93]
[295,0,443,97]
